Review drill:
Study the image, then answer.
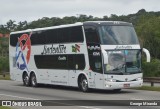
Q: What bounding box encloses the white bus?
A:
[9,21,150,92]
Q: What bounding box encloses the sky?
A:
[0,0,160,25]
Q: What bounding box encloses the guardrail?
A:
[143,77,160,87]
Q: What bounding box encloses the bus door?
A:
[89,51,104,89]
[93,58,104,89]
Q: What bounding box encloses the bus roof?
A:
[10,21,132,35]
[10,22,83,35]
[83,21,133,26]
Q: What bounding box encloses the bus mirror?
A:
[142,48,151,62]
[102,49,108,64]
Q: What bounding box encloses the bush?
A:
[0,57,9,73]
[142,58,160,77]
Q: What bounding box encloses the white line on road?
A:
[130,98,144,100]
[80,106,101,109]
[0,93,39,100]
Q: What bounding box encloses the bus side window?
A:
[57,28,70,43]
[84,26,100,43]
[70,26,84,42]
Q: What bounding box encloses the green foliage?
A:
[0,107,12,109]
[0,57,9,73]
[0,38,9,73]
[133,86,160,91]
[0,73,10,80]
[142,58,160,77]
[136,15,160,59]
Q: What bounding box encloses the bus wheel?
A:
[23,73,30,86]
[79,75,89,92]
[113,89,121,92]
[31,73,38,87]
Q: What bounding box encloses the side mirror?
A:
[102,49,108,64]
[142,48,151,62]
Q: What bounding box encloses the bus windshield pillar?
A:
[102,49,108,64]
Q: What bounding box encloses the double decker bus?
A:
[9,21,150,92]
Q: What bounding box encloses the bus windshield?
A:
[104,50,141,75]
[98,25,139,45]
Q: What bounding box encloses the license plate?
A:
[124,84,130,88]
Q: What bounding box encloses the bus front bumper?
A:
[104,80,143,89]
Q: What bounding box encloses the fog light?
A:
[136,77,142,81]
[105,84,109,87]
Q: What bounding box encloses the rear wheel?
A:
[79,75,89,92]
[23,73,30,86]
[31,73,38,87]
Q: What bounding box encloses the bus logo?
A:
[72,44,80,53]
[15,33,32,71]
[88,45,100,50]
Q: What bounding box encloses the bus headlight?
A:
[136,77,142,81]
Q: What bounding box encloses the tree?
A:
[6,20,17,31]
[110,14,119,20]
[16,21,28,30]
[136,15,160,59]
[0,25,10,34]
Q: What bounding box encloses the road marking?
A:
[0,93,102,109]
[0,93,39,100]
[80,106,101,109]
[130,98,144,100]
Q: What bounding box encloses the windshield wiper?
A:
[113,64,125,71]
[107,71,124,75]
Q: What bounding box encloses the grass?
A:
[0,73,10,80]
[133,86,160,92]
[0,106,12,109]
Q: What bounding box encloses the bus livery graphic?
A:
[15,33,32,70]
[72,44,80,52]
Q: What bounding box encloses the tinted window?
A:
[31,31,46,45]
[88,54,102,73]
[68,54,85,70]
[10,32,30,46]
[34,54,85,70]
[70,26,84,42]
[99,26,139,45]
[10,26,84,46]
[45,29,57,44]
[84,26,100,43]
[34,55,67,69]
[57,26,84,43]
[57,28,70,43]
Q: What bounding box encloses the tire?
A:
[30,73,38,87]
[79,75,89,92]
[23,73,30,86]
[113,89,121,92]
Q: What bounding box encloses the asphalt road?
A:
[0,80,160,109]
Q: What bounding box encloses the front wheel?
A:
[79,75,89,92]
[31,73,38,87]
[113,89,121,92]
